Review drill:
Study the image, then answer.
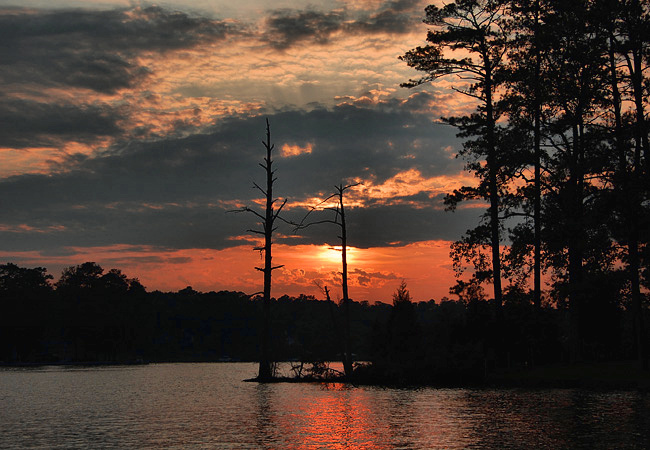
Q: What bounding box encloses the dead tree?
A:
[296,183,359,378]
[232,119,287,381]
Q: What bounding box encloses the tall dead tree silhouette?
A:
[296,182,359,378]
[232,119,287,381]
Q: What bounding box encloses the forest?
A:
[0,260,645,387]
[1,0,649,384]
[396,0,650,372]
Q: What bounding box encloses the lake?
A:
[1,363,648,449]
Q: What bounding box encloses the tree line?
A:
[0,261,320,363]
[0,261,563,383]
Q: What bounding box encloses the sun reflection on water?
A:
[252,381,393,449]
[1,364,648,449]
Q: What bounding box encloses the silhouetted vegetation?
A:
[0,261,380,365]
[295,183,361,378]
[2,262,648,388]
[231,119,287,381]
[402,0,649,369]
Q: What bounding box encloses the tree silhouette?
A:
[402,1,649,366]
[387,280,420,366]
[295,182,360,378]
[401,0,509,309]
[0,263,53,362]
[0,263,52,294]
[502,0,553,310]
[232,119,287,381]
[596,0,648,366]
[56,262,104,293]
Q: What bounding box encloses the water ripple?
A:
[1,363,649,449]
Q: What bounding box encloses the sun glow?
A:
[318,245,356,265]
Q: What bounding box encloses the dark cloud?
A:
[354,0,423,34]
[265,9,344,49]
[2,91,456,205]
[0,97,466,252]
[0,5,238,149]
[0,6,235,93]
[350,268,399,287]
[0,98,121,148]
[263,0,423,49]
[291,201,481,249]
[0,201,253,252]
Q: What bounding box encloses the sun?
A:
[317,245,356,265]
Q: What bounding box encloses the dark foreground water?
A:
[1,363,649,449]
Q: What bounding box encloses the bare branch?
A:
[252,182,267,196]
[341,181,362,191]
[232,207,266,222]
[295,219,340,231]
[273,198,288,221]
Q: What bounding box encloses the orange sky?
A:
[1,240,457,302]
[0,0,485,302]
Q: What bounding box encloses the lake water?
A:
[1,363,648,449]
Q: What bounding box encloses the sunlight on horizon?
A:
[317,245,356,265]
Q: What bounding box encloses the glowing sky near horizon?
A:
[0,0,482,302]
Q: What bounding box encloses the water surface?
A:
[1,363,648,448]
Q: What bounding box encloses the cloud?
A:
[263,0,424,49]
[0,5,244,158]
[0,98,468,253]
[281,142,313,157]
[0,6,236,94]
[0,98,122,149]
[349,267,399,286]
[353,0,423,34]
[264,9,345,49]
[0,2,478,262]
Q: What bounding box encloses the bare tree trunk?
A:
[258,121,275,381]
[296,183,357,378]
[339,186,353,378]
[231,119,287,381]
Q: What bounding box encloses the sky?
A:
[0,0,483,302]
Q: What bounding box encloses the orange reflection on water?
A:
[286,384,389,450]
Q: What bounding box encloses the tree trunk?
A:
[533,0,542,311]
[339,187,354,378]
[484,59,503,309]
[628,42,647,368]
[258,120,275,381]
[567,122,585,362]
[609,32,646,368]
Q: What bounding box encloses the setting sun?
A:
[317,245,354,265]
[2,1,649,448]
